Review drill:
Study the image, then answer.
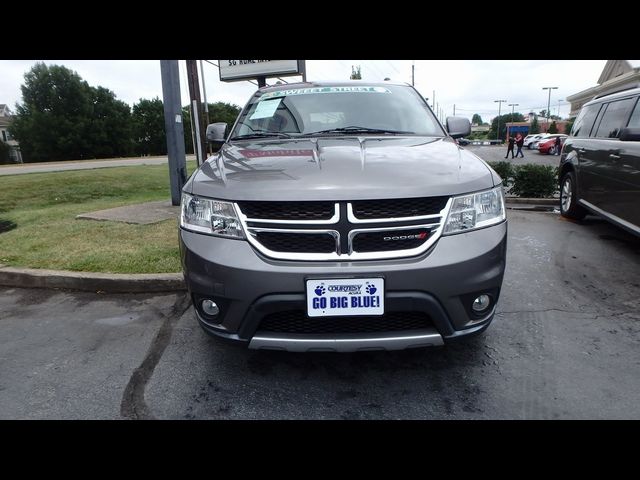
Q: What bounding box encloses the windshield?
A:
[230,84,445,139]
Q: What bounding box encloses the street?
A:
[1,210,639,419]
[0,155,196,176]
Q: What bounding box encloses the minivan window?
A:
[571,103,600,137]
[231,85,445,139]
[626,98,640,128]
[593,97,636,138]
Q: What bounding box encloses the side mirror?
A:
[619,127,640,141]
[206,122,227,144]
[445,116,471,139]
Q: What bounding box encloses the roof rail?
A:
[593,82,640,99]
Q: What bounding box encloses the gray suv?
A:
[560,87,640,235]
[179,82,507,352]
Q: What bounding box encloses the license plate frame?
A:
[305,277,385,318]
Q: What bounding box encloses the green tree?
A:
[132,97,167,156]
[489,113,526,140]
[183,102,241,154]
[350,65,362,80]
[530,116,540,134]
[9,63,134,162]
[564,117,576,135]
[88,86,134,158]
[548,121,558,134]
[472,113,483,125]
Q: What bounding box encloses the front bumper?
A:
[179,221,507,352]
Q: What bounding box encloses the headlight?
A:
[180,193,245,239]
[443,185,505,235]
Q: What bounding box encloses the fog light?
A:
[472,294,491,313]
[201,299,219,316]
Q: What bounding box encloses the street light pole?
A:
[557,99,563,118]
[542,86,558,132]
[494,99,507,141]
[508,103,519,139]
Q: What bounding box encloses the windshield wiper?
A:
[231,131,293,140]
[308,126,415,136]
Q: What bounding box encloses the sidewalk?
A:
[0,155,197,176]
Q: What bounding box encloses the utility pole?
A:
[494,99,507,141]
[199,60,211,155]
[160,60,187,206]
[186,60,207,166]
[542,86,558,132]
[412,61,415,86]
[432,90,436,110]
[453,104,456,116]
[508,103,519,139]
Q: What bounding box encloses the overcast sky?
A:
[0,60,606,122]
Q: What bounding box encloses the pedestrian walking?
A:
[504,135,515,159]
[515,132,525,158]
[554,135,562,156]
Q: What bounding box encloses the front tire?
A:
[548,146,555,155]
[560,171,587,220]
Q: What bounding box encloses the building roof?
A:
[567,60,640,116]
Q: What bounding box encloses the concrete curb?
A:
[0,266,186,293]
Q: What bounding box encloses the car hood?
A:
[187,136,496,201]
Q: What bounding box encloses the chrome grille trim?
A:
[236,197,452,261]
[241,203,340,225]
[347,203,442,224]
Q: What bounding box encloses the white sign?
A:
[249,98,282,120]
[306,278,385,317]
[219,60,303,82]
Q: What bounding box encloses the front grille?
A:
[351,197,448,219]
[238,201,335,221]
[352,228,431,252]
[259,311,432,334]
[240,197,448,260]
[255,231,336,253]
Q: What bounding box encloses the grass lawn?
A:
[0,161,196,273]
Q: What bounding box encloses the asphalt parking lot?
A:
[464,144,560,167]
[1,210,639,419]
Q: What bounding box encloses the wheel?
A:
[548,146,555,155]
[527,144,532,150]
[560,171,587,220]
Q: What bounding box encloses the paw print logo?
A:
[314,285,326,296]
[365,284,377,295]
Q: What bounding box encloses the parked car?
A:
[180,81,507,352]
[528,133,551,150]
[457,137,471,145]
[559,86,640,236]
[524,134,546,149]
[537,134,568,154]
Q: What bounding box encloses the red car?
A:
[537,134,567,154]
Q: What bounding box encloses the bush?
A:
[510,164,558,198]
[487,161,514,186]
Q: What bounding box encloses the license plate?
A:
[306,278,384,317]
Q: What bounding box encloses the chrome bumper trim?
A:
[248,329,444,352]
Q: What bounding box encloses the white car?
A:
[527,133,551,150]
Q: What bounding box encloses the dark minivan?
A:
[559,87,640,235]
